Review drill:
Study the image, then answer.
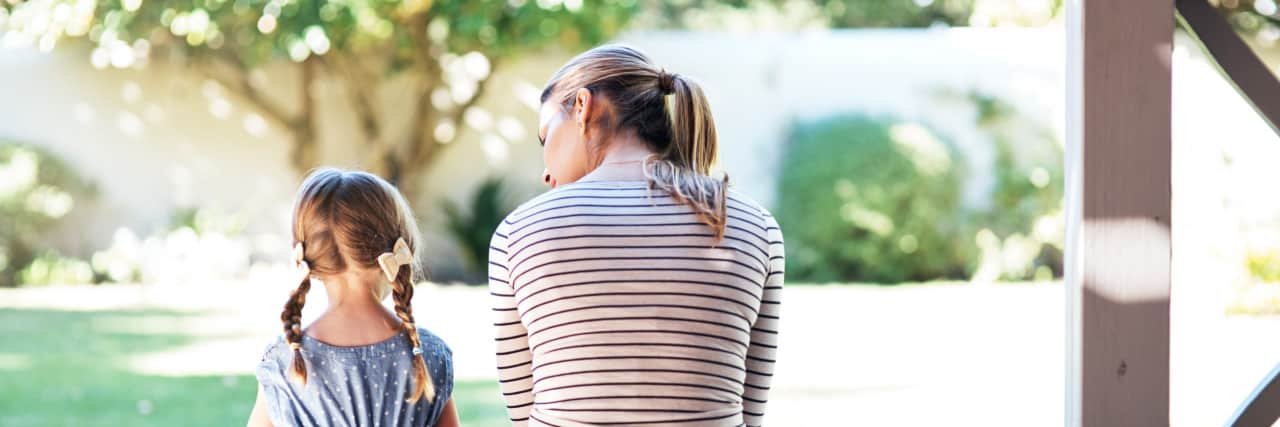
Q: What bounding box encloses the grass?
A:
[0,307,508,427]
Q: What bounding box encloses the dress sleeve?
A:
[253,335,290,424]
[422,330,455,425]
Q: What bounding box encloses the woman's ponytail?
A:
[646,71,729,240]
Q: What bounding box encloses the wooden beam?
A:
[1228,362,1280,426]
[1177,0,1280,137]
[1065,0,1173,426]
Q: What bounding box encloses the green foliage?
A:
[0,0,1068,68]
[0,141,95,287]
[1248,248,1280,283]
[775,92,1065,284]
[966,91,1063,281]
[823,0,977,28]
[775,115,974,284]
[443,177,513,279]
[168,206,246,236]
[18,250,95,286]
[1,0,640,68]
[1211,2,1280,38]
[642,0,1061,30]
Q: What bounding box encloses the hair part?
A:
[281,167,435,402]
[541,44,729,239]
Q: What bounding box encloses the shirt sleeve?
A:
[743,213,784,427]
[489,222,533,426]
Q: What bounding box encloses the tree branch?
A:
[289,57,320,173]
[400,15,444,181]
[204,51,296,132]
[319,53,382,144]
[410,60,499,169]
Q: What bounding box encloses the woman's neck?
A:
[577,131,656,183]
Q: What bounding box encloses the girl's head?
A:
[282,167,434,403]
[539,44,729,238]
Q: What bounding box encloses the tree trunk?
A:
[288,58,321,177]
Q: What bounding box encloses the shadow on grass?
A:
[0,308,507,427]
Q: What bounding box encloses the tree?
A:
[636,0,1061,30]
[0,0,639,199]
[0,0,1081,206]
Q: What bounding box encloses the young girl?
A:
[248,168,459,427]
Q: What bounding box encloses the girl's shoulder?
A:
[413,326,455,405]
[258,334,287,362]
[254,334,292,388]
[255,327,450,363]
[413,326,452,362]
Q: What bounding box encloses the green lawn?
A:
[0,308,508,426]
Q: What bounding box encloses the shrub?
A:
[443,177,515,281]
[0,141,95,287]
[966,92,1064,281]
[18,251,94,286]
[1247,248,1280,283]
[774,115,975,283]
[89,208,252,286]
[774,91,1065,284]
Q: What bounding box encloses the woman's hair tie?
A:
[657,68,677,95]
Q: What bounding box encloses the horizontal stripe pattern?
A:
[490,182,784,427]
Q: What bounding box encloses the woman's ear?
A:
[574,87,592,135]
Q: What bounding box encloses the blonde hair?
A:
[541,44,729,239]
[283,167,435,403]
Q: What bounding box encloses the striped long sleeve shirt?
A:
[488,180,784,427]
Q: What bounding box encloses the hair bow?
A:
[377,238,413,281]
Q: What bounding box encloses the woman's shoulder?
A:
[726,189,780,228]
[498,181,653,229]
[726,189,770,215]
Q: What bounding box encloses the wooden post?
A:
[1065,0,1173,426]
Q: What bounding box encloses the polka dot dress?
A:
[256,327,453,427]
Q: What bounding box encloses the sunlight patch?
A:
[127,338,260,377]
[0,354,31,370]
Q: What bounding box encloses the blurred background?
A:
[0,0,1278,425]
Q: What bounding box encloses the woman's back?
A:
[489,181,784,427]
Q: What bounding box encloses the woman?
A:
[488,44,784,427]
